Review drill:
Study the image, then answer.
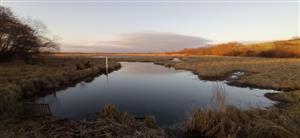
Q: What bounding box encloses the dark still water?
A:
[35,62,277,125]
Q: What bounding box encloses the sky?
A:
[1,0,299,52]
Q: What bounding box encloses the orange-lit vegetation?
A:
[177,38,300,58]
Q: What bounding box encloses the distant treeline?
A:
[174,38,300,58]
[0,6,59,62]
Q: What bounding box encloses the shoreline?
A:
[23,63,121,100]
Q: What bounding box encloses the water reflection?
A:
[35,62,277,125]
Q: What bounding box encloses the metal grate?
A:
[22,103,52,117]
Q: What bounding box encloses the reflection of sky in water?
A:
[120,62,182,75]
[35,62,278,126]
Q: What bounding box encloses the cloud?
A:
[61,32,210,52]
[60,44,132,53]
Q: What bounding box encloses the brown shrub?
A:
[76,64,84,70]
[84,61,93,68]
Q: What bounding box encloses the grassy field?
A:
[1,54,300,137]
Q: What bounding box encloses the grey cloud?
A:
[61,32,210,52]
[60,44,134,53]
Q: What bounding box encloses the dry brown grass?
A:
[185,106,299,138]
[184,87,300,138]
[0,104,166,138]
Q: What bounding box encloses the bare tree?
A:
[0,6,59,62]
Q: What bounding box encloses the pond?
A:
[35,62,277,125]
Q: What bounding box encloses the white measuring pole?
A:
[105,56,109,88]
[105,56,108,75]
